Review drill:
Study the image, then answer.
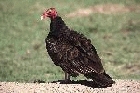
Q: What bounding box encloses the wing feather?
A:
[46,30,104,76]
[59,30,104,73]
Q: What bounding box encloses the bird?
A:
[41,8,115,87]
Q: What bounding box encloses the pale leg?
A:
[65,72,70,82]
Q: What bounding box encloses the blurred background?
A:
[0,0,140,82]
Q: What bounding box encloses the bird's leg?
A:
[64,72,70,82]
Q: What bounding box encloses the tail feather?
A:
[84,72,115,87]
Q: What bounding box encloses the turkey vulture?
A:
[41,8,114,87]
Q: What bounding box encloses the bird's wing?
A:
[59,30,105,74]
[45,37,80,76]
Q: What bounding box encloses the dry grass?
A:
[66,4,140,17]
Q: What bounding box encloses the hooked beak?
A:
[41,13,48,20]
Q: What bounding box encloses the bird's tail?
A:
[84,72,115,87]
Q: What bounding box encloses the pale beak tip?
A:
[41,16,43,20]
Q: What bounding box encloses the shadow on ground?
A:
[53,80,114,88]
[33,79,113,88]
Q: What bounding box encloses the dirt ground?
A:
[0,79,140,93]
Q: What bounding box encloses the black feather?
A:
[45,16,114,87]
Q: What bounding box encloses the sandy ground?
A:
[0,79,140,93]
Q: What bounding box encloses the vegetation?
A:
[0,0,140,82]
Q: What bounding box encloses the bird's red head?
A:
[41,8,57,20]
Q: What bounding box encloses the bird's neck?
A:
[50,16,66,33]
